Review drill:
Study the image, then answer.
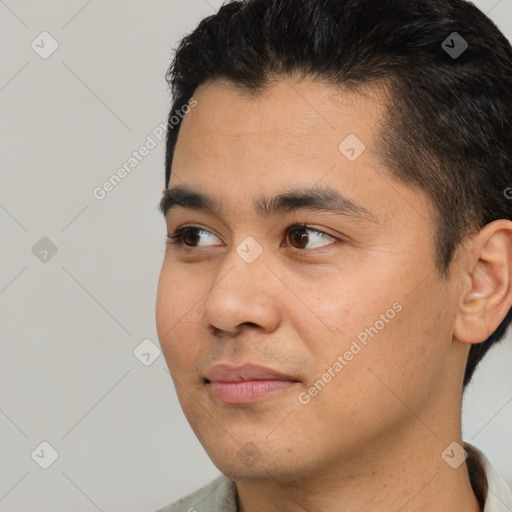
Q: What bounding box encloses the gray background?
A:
[1,1,511,511]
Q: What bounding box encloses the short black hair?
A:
[162,0,512,388]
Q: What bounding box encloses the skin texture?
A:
[156,77,512,512]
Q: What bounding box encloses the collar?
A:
[464,442,512,511]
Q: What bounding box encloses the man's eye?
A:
[166,225,221,248]
[166,223,336,250]
[285,224,336,250]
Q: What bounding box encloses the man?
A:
[154,0,512,510]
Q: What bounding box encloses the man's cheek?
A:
[162,334,195,370]
[157,288,197,335]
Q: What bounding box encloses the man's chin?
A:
[210,453,299,483]
[197,434,322,485]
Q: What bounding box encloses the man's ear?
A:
[454,219,512,345]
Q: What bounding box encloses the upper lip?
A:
[204,363,299,383]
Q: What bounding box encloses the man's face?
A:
[156,77,463,481]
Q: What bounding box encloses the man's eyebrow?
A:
[159,185,378,223]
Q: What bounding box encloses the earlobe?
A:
[453,220,512,345]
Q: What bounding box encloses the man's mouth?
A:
[204,363,301,404]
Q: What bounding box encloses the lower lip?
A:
[207,380,298,404]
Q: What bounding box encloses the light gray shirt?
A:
[155,442,512,512]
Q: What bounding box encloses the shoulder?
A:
[154,474,238,512]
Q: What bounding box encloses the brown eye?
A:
[167,226,221,248]
[181,227,201,246]
[285,225,336,250]
[288,227,309,249]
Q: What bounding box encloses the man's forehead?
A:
[174,78,389,185]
